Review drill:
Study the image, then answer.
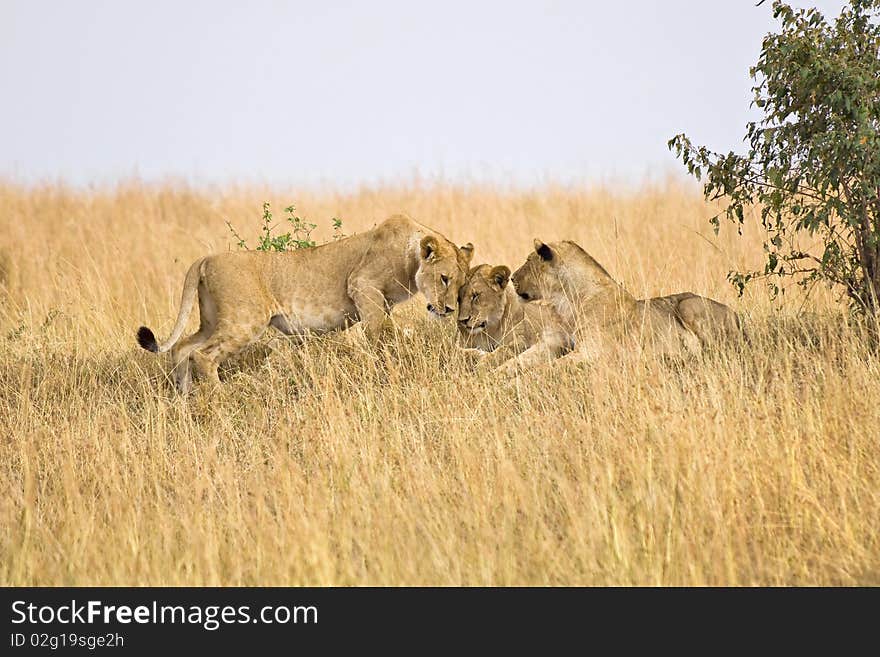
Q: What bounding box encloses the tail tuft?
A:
[137,326,159,353]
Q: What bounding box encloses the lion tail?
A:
[137,257,205,354]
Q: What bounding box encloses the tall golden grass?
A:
[0,179,877,585]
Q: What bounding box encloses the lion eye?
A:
[441,275,449,286]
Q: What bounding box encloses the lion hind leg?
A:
[675,295,741,345]
[170,283,218,394]
[190,321,268,387]
[171,329,212,394]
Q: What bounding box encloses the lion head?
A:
[415,235,474,318]
[510,240,566,302]
[511,239,615,304]
[456,264,511,337]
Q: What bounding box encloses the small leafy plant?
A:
[332,217,346,241]
[226,203,344,252]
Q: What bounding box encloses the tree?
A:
[669,0,880,316]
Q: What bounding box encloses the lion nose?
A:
[427,304,454,316]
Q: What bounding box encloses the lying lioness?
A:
[459,240,741,374]
[457,264,573,370]
[137,214,474,392]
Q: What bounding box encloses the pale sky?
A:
[0,0,848,188]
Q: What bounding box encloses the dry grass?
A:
[0,179,878,586]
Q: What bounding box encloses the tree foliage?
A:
[669,0,880,315]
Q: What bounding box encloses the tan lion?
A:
[137,214,474,392]
[459,240,741,374]
[457,264,573,371]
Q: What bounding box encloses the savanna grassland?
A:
[0,179,878,586]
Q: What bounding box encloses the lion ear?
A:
[490,265,511,290]
[534,240,553,262]
[459,242,474,265]
[420,235,439,261]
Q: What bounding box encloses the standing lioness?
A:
[137,214,474,392]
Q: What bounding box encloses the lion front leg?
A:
[554,348,594,367]
[349,281,391,346]
[475,344,520,373]
[457,346,488,366]
[494,341,564,377]
[456,345,514,372]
